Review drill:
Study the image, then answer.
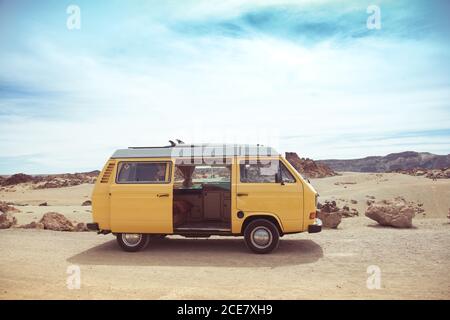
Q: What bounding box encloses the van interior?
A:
[172,159,231,232]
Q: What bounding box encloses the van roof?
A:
[111,144,279,159]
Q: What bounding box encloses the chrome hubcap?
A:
[122,233,142,247]
[251,227,272,249]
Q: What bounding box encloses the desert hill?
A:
[0,171,99,189]
[285,152,337,178]
[318,151,450,173]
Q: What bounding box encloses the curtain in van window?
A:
[117,163,136,182]
[177,165,195,187]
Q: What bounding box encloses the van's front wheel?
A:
[244,219,280,254]
[117,233,149,252]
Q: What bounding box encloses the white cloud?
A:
[0,1,449,173]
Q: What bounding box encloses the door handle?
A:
[237,193,248,197]
[157,193,169,198]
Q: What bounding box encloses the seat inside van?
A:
[172,160,231,231]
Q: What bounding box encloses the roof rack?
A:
[113,143,278,159]
[129,139,186,149]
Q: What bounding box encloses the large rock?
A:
[0,212,17,229]
[317,200,342,228]
[39,212,75,231]
[0,201,20,213]
[317,210,342,228]
[365,197,415,228]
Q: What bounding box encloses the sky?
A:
[0,0,449,174]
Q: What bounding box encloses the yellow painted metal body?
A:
[91,155,318,235]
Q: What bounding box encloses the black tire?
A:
[116,233,149,252]
[244,219,280,254]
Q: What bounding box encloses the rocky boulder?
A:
[0,212,17,229]
[365,197,415,228]
[20,215,89,232]
[39,212,75,231]
[316,200,342,228]
[0,201,20,214]
[317,210,342,229]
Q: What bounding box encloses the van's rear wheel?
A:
[117,233,149,252]
[244,219,280,254]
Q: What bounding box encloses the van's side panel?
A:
[109,158,174,234]
[92,159,116,230]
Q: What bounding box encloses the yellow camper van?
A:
[88,143,321,254]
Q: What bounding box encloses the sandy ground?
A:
[0,172,449,299]
[0,218,449,299]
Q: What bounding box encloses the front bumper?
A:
[308,218,322,233]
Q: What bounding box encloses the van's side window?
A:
[280,162,296,183]
[240,160,279,183]
[240,161,296,183]
[117,162,169,183]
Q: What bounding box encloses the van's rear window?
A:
[116,162,169,183]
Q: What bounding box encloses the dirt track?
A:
[1,217,449,299]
